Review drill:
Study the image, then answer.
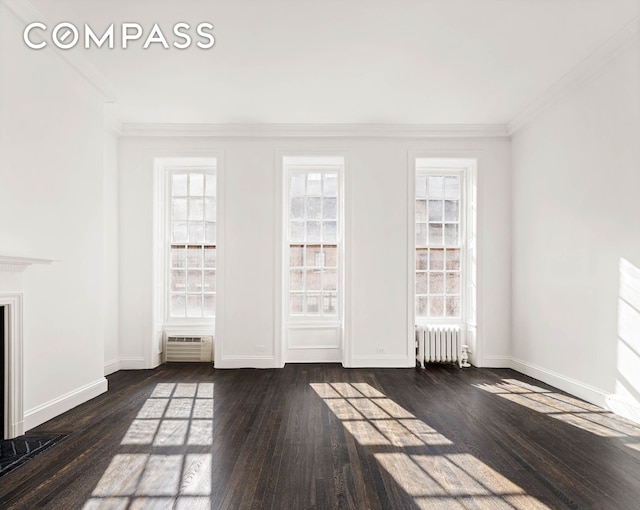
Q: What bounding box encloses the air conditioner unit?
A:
[165,335,213,362]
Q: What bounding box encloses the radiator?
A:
[165,335,213,362]
[415,326,466,368]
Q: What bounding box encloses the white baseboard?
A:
[481,355,512,369]
[216,356,277,369]
[510,357,640,425]
[119,357,147,370]
[24,377,108,432]
[104,359,120,375]
[348,356,414,368]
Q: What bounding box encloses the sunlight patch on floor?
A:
[83,383,214,509]
[474,379,640,439]
[311,382,549,509]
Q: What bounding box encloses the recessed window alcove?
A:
[0,255,54,439]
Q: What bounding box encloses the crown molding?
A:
[0,255,56,272]
[120,123,509,139]
[508,15,640,135]
[2,0,117,102]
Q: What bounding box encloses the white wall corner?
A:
[508,15,640,135]
[104,359,120,376]
[24,377,108,432]
[2,0,118,102]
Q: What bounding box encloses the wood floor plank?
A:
[1,363,640,509]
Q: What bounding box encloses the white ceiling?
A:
[30,0,640,125]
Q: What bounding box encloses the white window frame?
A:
[283,156,345,328]
[408,156,478,362]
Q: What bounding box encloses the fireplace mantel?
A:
[0,255,56,272]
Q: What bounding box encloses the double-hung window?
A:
[168,170,216,320]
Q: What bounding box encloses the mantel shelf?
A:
[0,255,57,273]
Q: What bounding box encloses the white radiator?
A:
[415,326,466,368]
[165,335,213,362]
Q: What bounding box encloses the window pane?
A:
[204,174,215,197]
[290,245,304,267]
[171,270,185,292]
[430,296,444,317]
[306,221,321,243]
[446,248,460,270]
[172,198,187,221]
[170,294,186,316]
[306,294,321,314]
[416,200,427,222]
[323,269,337,291]
[430,248,444,270]
[446,297,460,317]
[189,224,204,244]
[324,246,337,267]
[187,247,202,268]
[323,293,337,314]
[205,222,216,244]
[444,200,459,222]
[428,200,443,221]
[204,270,216,292]
[322,221,337,244]
[290,197,305,219]
[446,272,460,294]
[290,173,305,195]
[290,293,303,314]
[306,269,321,291]
[428,176,444,198]
[323,198,337,220]
[307,173,322,195]
[306,245,322,267]
[416,249,428,270]
[428,223,443,245]
[187,270,202,292]
[171,246,186,268]
[203,295,216,317]
[186,295,202,317]
[204,247,216,268]
[190,174,204,196]
[416,272,428,294]
[429,272,444,294]
[416,175,427,199]
[444,223,459,245]
[205,198,216,221]
[416,223,427,246]
[172,174,188,196]
[444,176,459,198]
[189,198,204,221]
[306,197,322,220]
[172,223,188,243]
[416,296,428,317]
[290,221,304,243]
[323,174,337,196]
[290,269,304,291]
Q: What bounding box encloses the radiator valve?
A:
[461,345,471,368]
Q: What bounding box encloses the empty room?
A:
[1,0,640,508]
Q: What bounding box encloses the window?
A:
[168,170,216,319]
[415,166,465,321]
[285,158,343,319]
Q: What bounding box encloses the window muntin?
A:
[287,169,341,318]
[415,172,462,319]
[169,171,216,319]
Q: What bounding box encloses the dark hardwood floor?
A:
[1,363,640,509]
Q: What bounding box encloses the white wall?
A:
[0,4,110,430]
[118,136,511,369]
[511,41,640,420]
